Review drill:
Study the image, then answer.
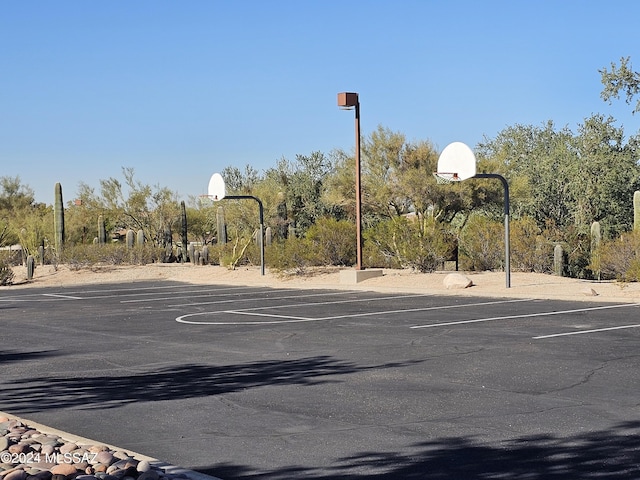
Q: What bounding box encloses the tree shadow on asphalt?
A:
[0,355,420,413]
[198,420,640,479]
[0,349,59,364]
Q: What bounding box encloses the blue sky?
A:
[1,1,638,205]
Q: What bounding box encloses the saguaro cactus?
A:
[126,229,135,248]
[276,192,288,239]
[591,221,601,245]
[265,226,272,246]
[634,190,640,232]
[553,244,564,276]
[180,201,188,262]
[137,229,145,246]
[38,241,45,266]
[188,242,195,264]
[163,226,173,262]
[19,228,27,265]
[216,206,227,245]
[590,221,602,281]
[98,215,107,244]
[54,183,65,252]
[26,255,35,280]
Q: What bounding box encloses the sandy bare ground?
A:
[4,263,640,304]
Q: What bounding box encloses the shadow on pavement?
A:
[0,349,60,365]
[0,355,419,412]
[198,420,640,479]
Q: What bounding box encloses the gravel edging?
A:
[0,412,221,480]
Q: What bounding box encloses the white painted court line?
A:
[1,293,84,302]
[214,293,428,313]
[533,323,640,339]
[41,293,83,300]
[410,302,640,329]
[165,289,346,307]
[176,298,530,326]
[317,298,531,321]
[122,287,294,304]
[29,284,253,302]
[86,285,255,301]
[220,311,317,324]
[176,310,314,325]
[175,293,427,325]
[1,284,255,303]
[50,283,225,296]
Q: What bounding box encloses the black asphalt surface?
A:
[1,281,639,479]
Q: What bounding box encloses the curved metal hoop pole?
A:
[474,174,510,288]
[224,195,265,276]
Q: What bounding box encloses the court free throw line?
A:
[176,298,530,325]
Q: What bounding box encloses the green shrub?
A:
[267,217,356,274]
[61,243,164,269]
[205,243,223,265]
[0,256,14,285]
[200,241,256,267]
[0,249,22,267]
[363,236,402,269]
[306,217,356,266]
[218,235,255,269]
[510,216,553,273]
[459,214,505,271]
[597,231,640,281]
[60,244,99,270]
[267,236,316,275]
[128,245,165,265]
[543,221,592,279]
[365,215,455,273]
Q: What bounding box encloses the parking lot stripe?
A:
[410,302,640,329]
[41,293,83,300]
[533,323,640,339]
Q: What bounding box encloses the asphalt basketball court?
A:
[1,280,639,478]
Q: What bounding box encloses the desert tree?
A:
[600,56,640,114]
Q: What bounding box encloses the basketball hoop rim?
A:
[199,194,220,201]
[433,172,461,183]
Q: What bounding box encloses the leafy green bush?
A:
[365,215,455,273]
[128,245,165,265]
[542,221,592,279]
[597,231,640,281]
[0,249,22,266]
[306,217,356,266]
[510,216,553,273]
[219,235,255,269]
[201,240,259,268]
[60,244,92,270]
[459,214,504,271]
[363,236,402,269]
[267,217,356,274]
[204,243,223,265]
[61,243,164,269]
[0,255,14,285]
[267,236,316,275]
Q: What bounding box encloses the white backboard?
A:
[436,142,477,181]
[207,173,226,200]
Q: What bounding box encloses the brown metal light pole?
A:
[337,92,363,270]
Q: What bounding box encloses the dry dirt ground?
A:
[5,263,640,304]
